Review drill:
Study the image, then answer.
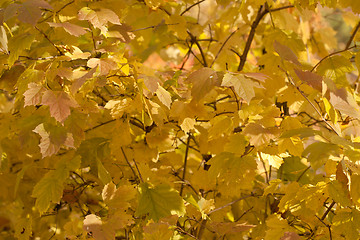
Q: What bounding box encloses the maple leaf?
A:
[33,123,74,158]
[186,68,220,101]
[78,7,121,34]
[23,82,45,106]
[222,73,262,103]
[47,22,87,37]
[155,84,172,109]
[41,90,79,124]
[294,69,322,92]
[87,58,117,76]
[136,183,185,221]
[32,156,80,213]
[17,0,53,26]
[273,40,301,65]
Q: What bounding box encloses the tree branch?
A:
[187,31,208,67]
[237,4,294,71]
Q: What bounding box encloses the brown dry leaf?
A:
[23,82,45,106]
[41,90,79,124]
[47,22,87,37]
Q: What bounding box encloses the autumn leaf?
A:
[33,123,74,158]
[78,7,121,34]
[156,84,172,109]
[32,156,80,213]
[41,90,79,124]
[23,82,45,106]
[17,0,53,26]
[273,40,301,65]
[186,67,220,101]
[0,26,8,54]
[47,22,87,37]
[136,183,185,221]
[222,73,262,103]
[87,58,117,76]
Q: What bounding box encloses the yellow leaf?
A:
[180,117,195,133]
[222,73,261,103]
[260,152,283,169]
[186,68,220,101]
[156,84,172,109]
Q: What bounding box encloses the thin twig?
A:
[315,215,332,240]
[180,0,206,16]
[210,28,239,68]
[310,46,357,72]
[280,67,340,136]
[35,26,63,55]
[187,31,208,67]
[208,194,260,215]
[121,147,139,182]
[346,20,360,49]
[40,0,75,23]
[84,119,116,132]
[131,23,179,32]
[180,134,191,196]
[321,200,335,221]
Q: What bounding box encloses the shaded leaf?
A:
[136,183,185,221]
[186,68,220,101]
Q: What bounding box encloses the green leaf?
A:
[135,182,185,221]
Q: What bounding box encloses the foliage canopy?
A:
[1,0,360,239]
